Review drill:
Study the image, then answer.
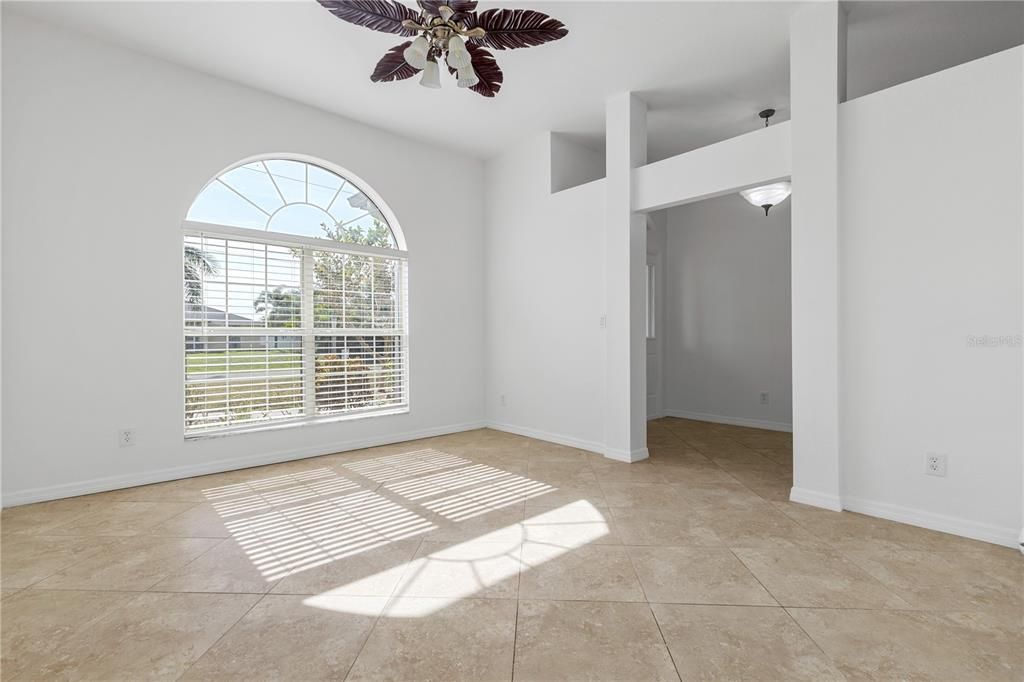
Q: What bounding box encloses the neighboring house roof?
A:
[185,304,256,326]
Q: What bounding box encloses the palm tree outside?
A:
[184,245,217,304]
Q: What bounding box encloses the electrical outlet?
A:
[759,391,769,405]
[599,315,607,329]
[118,429,136,447]
[925,453,947,477]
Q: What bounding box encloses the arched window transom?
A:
[183,157,408,437]
[187,159,399,248]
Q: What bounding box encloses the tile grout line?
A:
[173,591,268,682]
[646,600,684,682]
[342,535,426,681]
[725,546,783,608]
[778,604,848,675]
[623,538,685,679]
[144,535,232,593]
[510,596,521,681]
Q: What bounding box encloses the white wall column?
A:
[604,92,648,462]
[789,2,846,510]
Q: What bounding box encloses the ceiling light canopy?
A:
[740,182,792,216]
[317,0,568,97]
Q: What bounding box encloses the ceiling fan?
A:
[316,0,568,97]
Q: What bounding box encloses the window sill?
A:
[184,405,410,442]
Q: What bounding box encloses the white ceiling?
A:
[9,1,1023,161]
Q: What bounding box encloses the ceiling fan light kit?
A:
[445,35,473,69]
[403,35,430,68]
[317,0,568,97]
[420,58,443,88]
[456,64,480,88]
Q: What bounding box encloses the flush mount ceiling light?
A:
[317,0,568,97]
[740,182,792,216]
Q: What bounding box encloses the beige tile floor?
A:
[1,418,1021,680]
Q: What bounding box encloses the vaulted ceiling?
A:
[10,1,1023,161]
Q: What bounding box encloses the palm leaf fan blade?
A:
[465,43,503,97]
[316,0,419,36]
[467,8,568,50]
[372,42,421,82]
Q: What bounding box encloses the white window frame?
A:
[181,155,410,440]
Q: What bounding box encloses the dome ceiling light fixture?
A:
[316,0,568,97]
[739,108,791,215]
[740,182,792,216]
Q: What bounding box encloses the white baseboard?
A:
[10,417,1017,551]
[663,409,792,433]
[486,422,651,462]
[603,446,650,463]
[2,421,487,508]
[485,421,604,456]
[842,495,1020,550]
[789,486,843,511]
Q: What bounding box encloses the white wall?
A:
[483,134,606,451]
[1,12,485,504]
[839,46,1023,545]
[549,133,604,194]
[662,195,793,431]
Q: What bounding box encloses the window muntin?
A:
[184,159,407,437]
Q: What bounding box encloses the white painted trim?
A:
[789,486,843,511]
[486,421,649,463]
[602,446,650,463]
[663,409,793,433]
[843,495,1020,549]
[183,221,407,260]
[2,421,486,508]
[486,421,604,456]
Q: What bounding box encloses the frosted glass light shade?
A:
[446,36,472,69]
[420,59,442,89]
[456,64,479,88]
[404,36,429,69]
[740,182,791,214]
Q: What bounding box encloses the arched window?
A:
[183,157,408,437]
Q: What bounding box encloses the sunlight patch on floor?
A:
[203,448,585,586]
[203,446,557,577]
[304,500,610,618]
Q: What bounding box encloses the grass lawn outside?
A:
[186,348,302,374]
